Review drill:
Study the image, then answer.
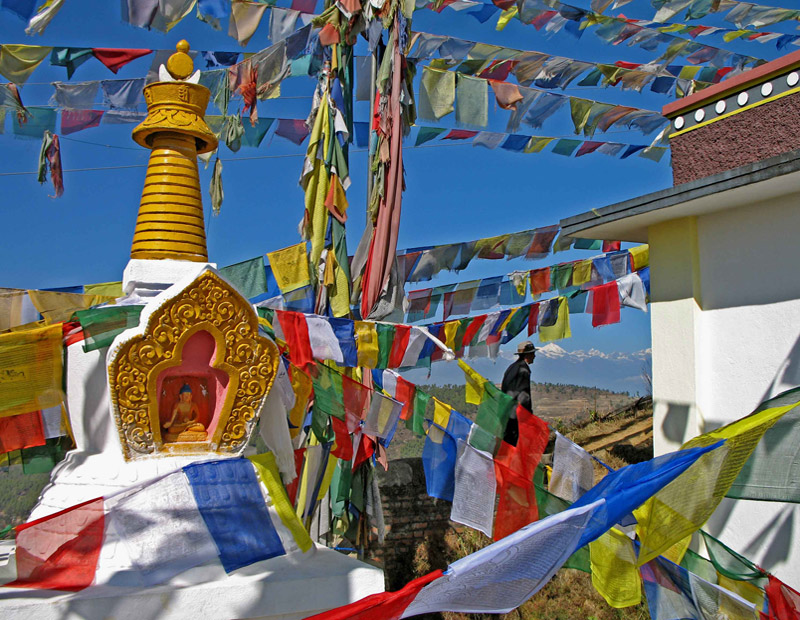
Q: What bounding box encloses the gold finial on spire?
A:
[166,40,194,80]
[129,40,218,263]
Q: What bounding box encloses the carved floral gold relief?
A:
[108,271,279,460]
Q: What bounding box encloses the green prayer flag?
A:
[501,306,530,343]
[242,118,273,148]
[468,423,497,454]
[569,98,593,135]
[727,388,800,503]
[376,323,394,369]
[419,66,455,121]
[331,459,352,517]
[415,126,446,146]
[700,531,768,585]
[220,256,268,300]
[407,389,430,436]
[14,106,56,140]
[21,438,66,474]
[573,238,602,250]
[535,481,590,572]
[76,305,144,353]
[639,146,668,163]
[455,74,488,128]
[475,382,515,438]
[680,548,719,584]
[551,263,573,290]
[311,365,345,421]
[551,139,582,157]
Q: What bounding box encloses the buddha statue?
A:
[163,383,208,442]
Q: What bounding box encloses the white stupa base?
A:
[0,544,384,620]
[122,259,217,299]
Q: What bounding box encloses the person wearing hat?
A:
[500,341,536,446]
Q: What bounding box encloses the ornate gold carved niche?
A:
[108,270,279,460]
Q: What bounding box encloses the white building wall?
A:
[650,194,800,589]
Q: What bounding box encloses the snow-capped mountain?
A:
[402,345,652,395]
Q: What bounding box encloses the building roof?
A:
[662,49,800,118]
[558,149,800,243]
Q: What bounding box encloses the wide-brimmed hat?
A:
[517,341,536,355]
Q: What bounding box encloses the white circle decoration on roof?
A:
[694,108,705,122]
[674,116,685,130]
[738,91,749,106]
[715,100,726,114]
[788,72,799,87]
[761,82,773,97]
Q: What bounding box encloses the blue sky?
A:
[0,0,794,358]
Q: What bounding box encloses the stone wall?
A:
[371,458,453,591]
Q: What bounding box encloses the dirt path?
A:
[581,417,653,453]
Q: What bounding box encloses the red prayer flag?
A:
[353,433,375,470]
[388,324,411,368]
[91,48,152,74]
[342,375,370,431]
[285,448,306,506]
[330,416,353,461]
[276,310,314,369]
[304,569,444,619]
[0,411,46,453]
[443,129,478,140]
[526,226,559,259]
[395,376,416,421]
[529,268,551,296]
[493,406,549,540]
[318,23,340,46]
[527,304,539,337]
[766,575,800,620]
[602,240,621,252]
[291,0,318,11]
[493,462,538,541]
[7,497,104,591]
[60,110,103,135]
[462,315,487,348]
[591,281,621,327]
[575,141,604,157]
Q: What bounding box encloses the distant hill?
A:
[387,382,635,460]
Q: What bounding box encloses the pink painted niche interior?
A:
[156,330,230,442]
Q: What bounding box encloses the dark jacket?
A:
[501,356,532,412]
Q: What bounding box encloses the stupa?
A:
[0,41,383,619]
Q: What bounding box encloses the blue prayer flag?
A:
[184,459,285,573]
[422,411,472,502]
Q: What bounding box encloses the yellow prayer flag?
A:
[0,324,63,418]
[635,390,800,566]
[496,6,518,30]
[266,243,311,294]
[629,245,649,271]
[443,320,460,351]
[0,288,31,332]
[589,528,642,608]
[248,452,313,553]
[27,289,115,325]
[0,45,52,84]
[458,359,487,406]
[288,365,313,439]
[572,260,594,285]
[717,574,765,610]
[354,321,379,368]
[538,297,571,343]
[498,307,519,333]
[83,281,123,298]
[433,398,451,429]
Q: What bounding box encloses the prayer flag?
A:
[275,310,314,369]
[635,388,800,565]
[0,44,52,84]
[589,528,641,608]
[0,410,46,453]
[538,297,571,342]
[91,48,151,73]
[354,321,380,369]
[451,441,496,536]
[219,256,268,300]
[530,268,551,296]
[364,392,402,440]
[591,281,621,327]
[7,496,104,591]
[422,410,472,501]
[266,243,310,293]
[475,382,515,438]
[0,324,63,418]
[549,432,594,502]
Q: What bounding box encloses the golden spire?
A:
[130,40,218,262]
